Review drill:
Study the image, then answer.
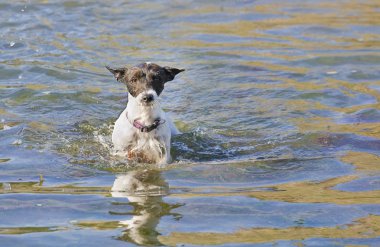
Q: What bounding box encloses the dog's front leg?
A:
[157,136,171,167]
[165,140,171,164]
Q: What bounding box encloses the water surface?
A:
[1,0,380,246]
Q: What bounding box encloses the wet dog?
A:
[106,62,184,165]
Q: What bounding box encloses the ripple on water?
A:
[338,108,380,124]
[2,41,25,50]
[0,65,22,80]
[1,0,380,246]
[28,66,78,81]
[300,55,380,66]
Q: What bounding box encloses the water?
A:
[1,0,380,246]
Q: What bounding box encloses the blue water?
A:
[1,0,380,246]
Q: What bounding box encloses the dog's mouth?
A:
[140,101,155,107]
[139,102,158,109]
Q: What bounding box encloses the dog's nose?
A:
[142,94,154,103]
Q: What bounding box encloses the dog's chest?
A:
[128,129,166,163]
[112,107,169,162]
[130,129,163,146]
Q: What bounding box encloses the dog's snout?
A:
[142,94,154,103]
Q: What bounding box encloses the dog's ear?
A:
[163,66,185,82]
[106,66,127,82]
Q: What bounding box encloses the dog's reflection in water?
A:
[111,170,182,246]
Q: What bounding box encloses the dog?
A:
[106,62,184,165]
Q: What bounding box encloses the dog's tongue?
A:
[133,120,145,129]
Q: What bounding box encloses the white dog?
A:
[106,62,184,165]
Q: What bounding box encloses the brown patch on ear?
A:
[163,66,185,82]
[106,66,127,82]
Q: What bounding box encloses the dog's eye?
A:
[130,77,137,83]
[152,75,160,82]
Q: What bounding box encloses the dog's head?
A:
[106,62,184,105]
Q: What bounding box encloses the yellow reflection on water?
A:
[0,226,65,235]
[248,175,379,205]
[341,151,380,174]
[295,116,380,139]
[159,215,380,246]
[168,174,379,205]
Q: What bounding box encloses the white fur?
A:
[112,90,178,165]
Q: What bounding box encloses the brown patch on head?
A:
[106,63,184,97]
[125,67,147,97]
